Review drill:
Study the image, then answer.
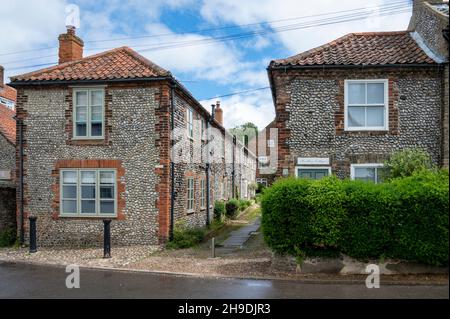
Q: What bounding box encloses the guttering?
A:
[8,76,173,87]
[16,117,24,245]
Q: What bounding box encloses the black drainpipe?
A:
[205,118,210,226]
[169,84,176,241]
[17,117,25,245]
[232,135,236,198]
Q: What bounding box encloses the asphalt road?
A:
[0,261,448,299]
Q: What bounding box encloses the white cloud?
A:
[202,88,275,129]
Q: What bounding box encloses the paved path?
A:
[221,217,261,248]
[0,262,448,299]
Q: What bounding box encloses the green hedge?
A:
[225,198,239,219]
[214,200,225,221]
[261,170,449,266]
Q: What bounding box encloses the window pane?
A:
[81,171,95,184]
[91,123,102,136]
[366,106,385,127]
[91,90,103,106]
[81,200,96,214]
[91,105,102,121]
[76,91,88,106]
[100,172,114,184]
[62,171,77,184]
[348,106,365,127]
[62,185,77,199]
[81,186,95,199]
[348,83,365,104]
[62,200,77,214]
[100,201,115,214]
[355,167,376,182]
[76,123,87,136]
[367,83,384,104]
[76,106,87,122]
[100,186,114,199]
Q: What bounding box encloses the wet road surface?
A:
[0,261,448,299]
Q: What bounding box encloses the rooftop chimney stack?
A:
[215,101,223,126]
[211,104,216,120]
[0,65,4,87]
[58,26,84,64]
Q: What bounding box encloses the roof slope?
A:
[0,84,17,101]
[10,46,171,83]
[270,31,436,67]
[0,104,16,145]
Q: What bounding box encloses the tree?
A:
[382,148,435,180]
[229,122,258,144]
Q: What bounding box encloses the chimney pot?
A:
[58,27,84,64]
[214,100,223,126]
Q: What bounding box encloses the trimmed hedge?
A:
[261,170,449,266]
[225,198,239,219]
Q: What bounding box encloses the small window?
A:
[187,108,194,140]
[73,89,104,139]
[187,177,195,212]
[201,118,206,141]
[345,80,388,131]
[267,139,275,148]
[295,167,331,180]
[200,178,206,209]
[60,169,116,217]
[351,164,384,184]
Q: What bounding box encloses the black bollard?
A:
[29,216,37,253]
[103,220,111,258]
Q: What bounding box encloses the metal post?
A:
[103,220,111,258]
[29,216,37,253]
[211,237,215,258]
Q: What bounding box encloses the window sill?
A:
[59,214,118,219]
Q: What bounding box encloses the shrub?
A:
[256,183,266,194]
[238,199,252,211]
[261,170,449,265]
[0,228,16,247]
[225,198,239,219]
[166,220,206,249]
[213,200,225,221]
[382,148,434,180]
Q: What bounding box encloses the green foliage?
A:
[0,228,16,247]
[238,199,252,211]
[261,170,449,265]
[382,148,434,180]
[213,200,225,221]
[256,183,267,194]
[229,122,258,144]
[225,198,239,219]
[166,221,206,250]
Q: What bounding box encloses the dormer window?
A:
[73,88,104,139]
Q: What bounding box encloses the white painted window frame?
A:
[186,107,194,140]
[200,178,206,209]
[350,163,384,184]
[294,166,332,178]
[72,88,105,140]
[60,169,117,217]
[187,177,195,213]
[344,79,389,131]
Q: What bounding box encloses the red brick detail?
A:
[51,159,126,220]
[65,88,112,146]
[154,84,171,243]
[335,78,399,136]
[58,28,84,64]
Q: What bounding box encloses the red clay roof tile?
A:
[0,104,16,145]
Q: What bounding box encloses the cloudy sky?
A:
[0,0,412,129]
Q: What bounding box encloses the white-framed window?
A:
[201,118,206,141]
[187,177,195,212]
[350,164,384,184]
[0,97,15,110]
[344,80,388,131]
[200,178,206,209]
[256,178,267,187]
[258,156,269,169]
[295,166,331,180]
[60,169,116,217]
[267,139,275,148]
[187,107,194,140]
[73,88,104,139]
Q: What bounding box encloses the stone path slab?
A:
[221,217,261,248]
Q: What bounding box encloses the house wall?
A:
[0,134,16,234]
[271,67,444,178]
[0,133,15,183]
[15,84,164,246]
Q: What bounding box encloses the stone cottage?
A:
[267,0,449,182]
[9,27,255,247]
[0,65,17,234]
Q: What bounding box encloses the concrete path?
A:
[221,217,261,248]
[0,262,448,299]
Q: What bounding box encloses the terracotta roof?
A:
[0,84,17,102]
[10,46,171,83]
[270,31,436,67]
[0,104,16,145]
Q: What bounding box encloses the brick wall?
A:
[271,66,444,178]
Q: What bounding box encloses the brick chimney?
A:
[0,65,4,87]
[215,101,223,126]
[58,26,84,64]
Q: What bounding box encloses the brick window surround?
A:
[52,159,125,220]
